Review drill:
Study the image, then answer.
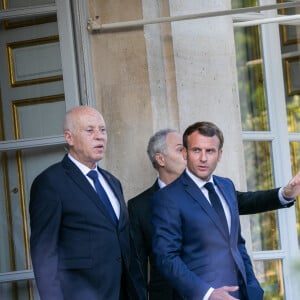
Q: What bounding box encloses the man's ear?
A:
[217,149,223,162]
[64,130,73,146]
[155,153,165,167]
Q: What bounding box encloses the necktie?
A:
[204,182,228,233]
[87,170,118,224]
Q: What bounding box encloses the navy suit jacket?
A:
[129,177,290,299]
[151,171,264,300]
[30,155,146,300]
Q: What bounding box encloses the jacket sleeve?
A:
[236,188,293,215]
[29,173,64,300]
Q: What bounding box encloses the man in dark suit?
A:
[128,128,299,299]
[152,121,264,299]
[30,106,146,300]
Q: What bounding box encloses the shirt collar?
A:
[185,168,214,188]
[157,177,167,189]
[68,153,98,175]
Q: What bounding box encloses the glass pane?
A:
[1,0,55,9]
[234,26,269,131]
[0,147,65,274]
[0,280,40,300]
[278,0,300,50]
[287,105,300,132]
[231,0,258,9]
[253,259,284,300]
[290,141,300,247]
[279,1,300,132]
[13,97,65,139]
[0,2,68,299]
[243,141,280,250]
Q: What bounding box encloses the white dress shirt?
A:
[68,154,120,219]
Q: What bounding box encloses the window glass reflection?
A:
[243,141,280,250]
[253,259,284,300]
[278,0,300,132]
[290,141,300,247]
[0,279,39,300]
[234,26,269,131]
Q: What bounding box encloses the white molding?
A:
[56,0,80,109]
[0,270,34,283]
[71,0,96,107]
[0,135,66,152]
[0,4,56,20]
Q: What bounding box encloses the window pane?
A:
[286,99,300,132]
[1,0,55,9]
[232,0,258,9]
[290,141,300,247]
[243,141,280,250]
[234,26,269,131]
[279,1,300,132]
[0,146,65,274]
[253,259,284,300]
[0,280,39,300]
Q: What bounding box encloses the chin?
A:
[92,154,103,161]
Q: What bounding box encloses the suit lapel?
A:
[182,172,229,238]
[62,156,120,226]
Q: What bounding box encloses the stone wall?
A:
[88,0,247,201]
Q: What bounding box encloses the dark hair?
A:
[183,121,224,149]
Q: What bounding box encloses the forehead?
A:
[187,131,220,148]
[77,110,105,127]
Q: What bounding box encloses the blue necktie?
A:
[87,170,118,224]
[204,182,228,234]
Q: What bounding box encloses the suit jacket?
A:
[151,171,264,300]
[128,180,173,300]
[29,155,146,300]
[128,175,290,299]
[237,188,294,214]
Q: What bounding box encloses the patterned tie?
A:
[87,170,118,224]
[204,182,228,233]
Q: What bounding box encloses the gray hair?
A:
[147,128,178,170]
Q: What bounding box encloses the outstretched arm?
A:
[237,172,300,215]
[237,189,285,215]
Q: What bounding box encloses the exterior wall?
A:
[88,0,247,202]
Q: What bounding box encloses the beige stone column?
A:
[87,0,247,197]
[168,0,246,188]
[88,0,157,199]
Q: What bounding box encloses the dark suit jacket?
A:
[151,172,264,300]
[30,155,146,300]
[128,180,173,300]
[128,175,291,299]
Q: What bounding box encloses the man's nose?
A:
[199,151,207,161]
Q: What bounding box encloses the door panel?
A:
[0,2,68,299]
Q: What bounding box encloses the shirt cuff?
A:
[279,187,295,204]
[203,288,214,300]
